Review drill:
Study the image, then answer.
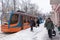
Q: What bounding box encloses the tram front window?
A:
[10,14,19,24]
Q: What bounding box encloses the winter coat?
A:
[44,21,54,30]
[30,20,34,27]
[37,19,39,24]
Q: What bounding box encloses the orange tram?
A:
[1,11,38,33]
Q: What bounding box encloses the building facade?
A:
[50,0,60,27]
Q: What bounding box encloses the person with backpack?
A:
[44,18,54,39]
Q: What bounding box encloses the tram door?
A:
[8,14,19,28]
[20,15,23,30]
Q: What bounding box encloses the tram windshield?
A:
[10,14,19,24]
[1,14,19,25]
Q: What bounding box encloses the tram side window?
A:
[10,14,19,24]
[23,16,26,23]
[26,16,29,22]
[23,16,30,23]
[24,16,28,23]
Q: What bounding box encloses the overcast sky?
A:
[31,0,52,13]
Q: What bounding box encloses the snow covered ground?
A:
[0,22,60,40]
[0,23,50,40]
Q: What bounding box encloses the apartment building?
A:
[50,0,60,26]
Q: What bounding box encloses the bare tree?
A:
[19,0,39,16]
[19,0,31,13]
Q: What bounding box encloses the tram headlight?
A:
[2,22,8,25]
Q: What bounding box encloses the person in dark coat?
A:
[44,18,54,39]
[33,19,36,27]
[37,19,40,27]
[30,18,34,31]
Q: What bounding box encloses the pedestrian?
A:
[37,19,39,27]
[30,18,34,31]
[44,18,54,39]
[33,19,36,27]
